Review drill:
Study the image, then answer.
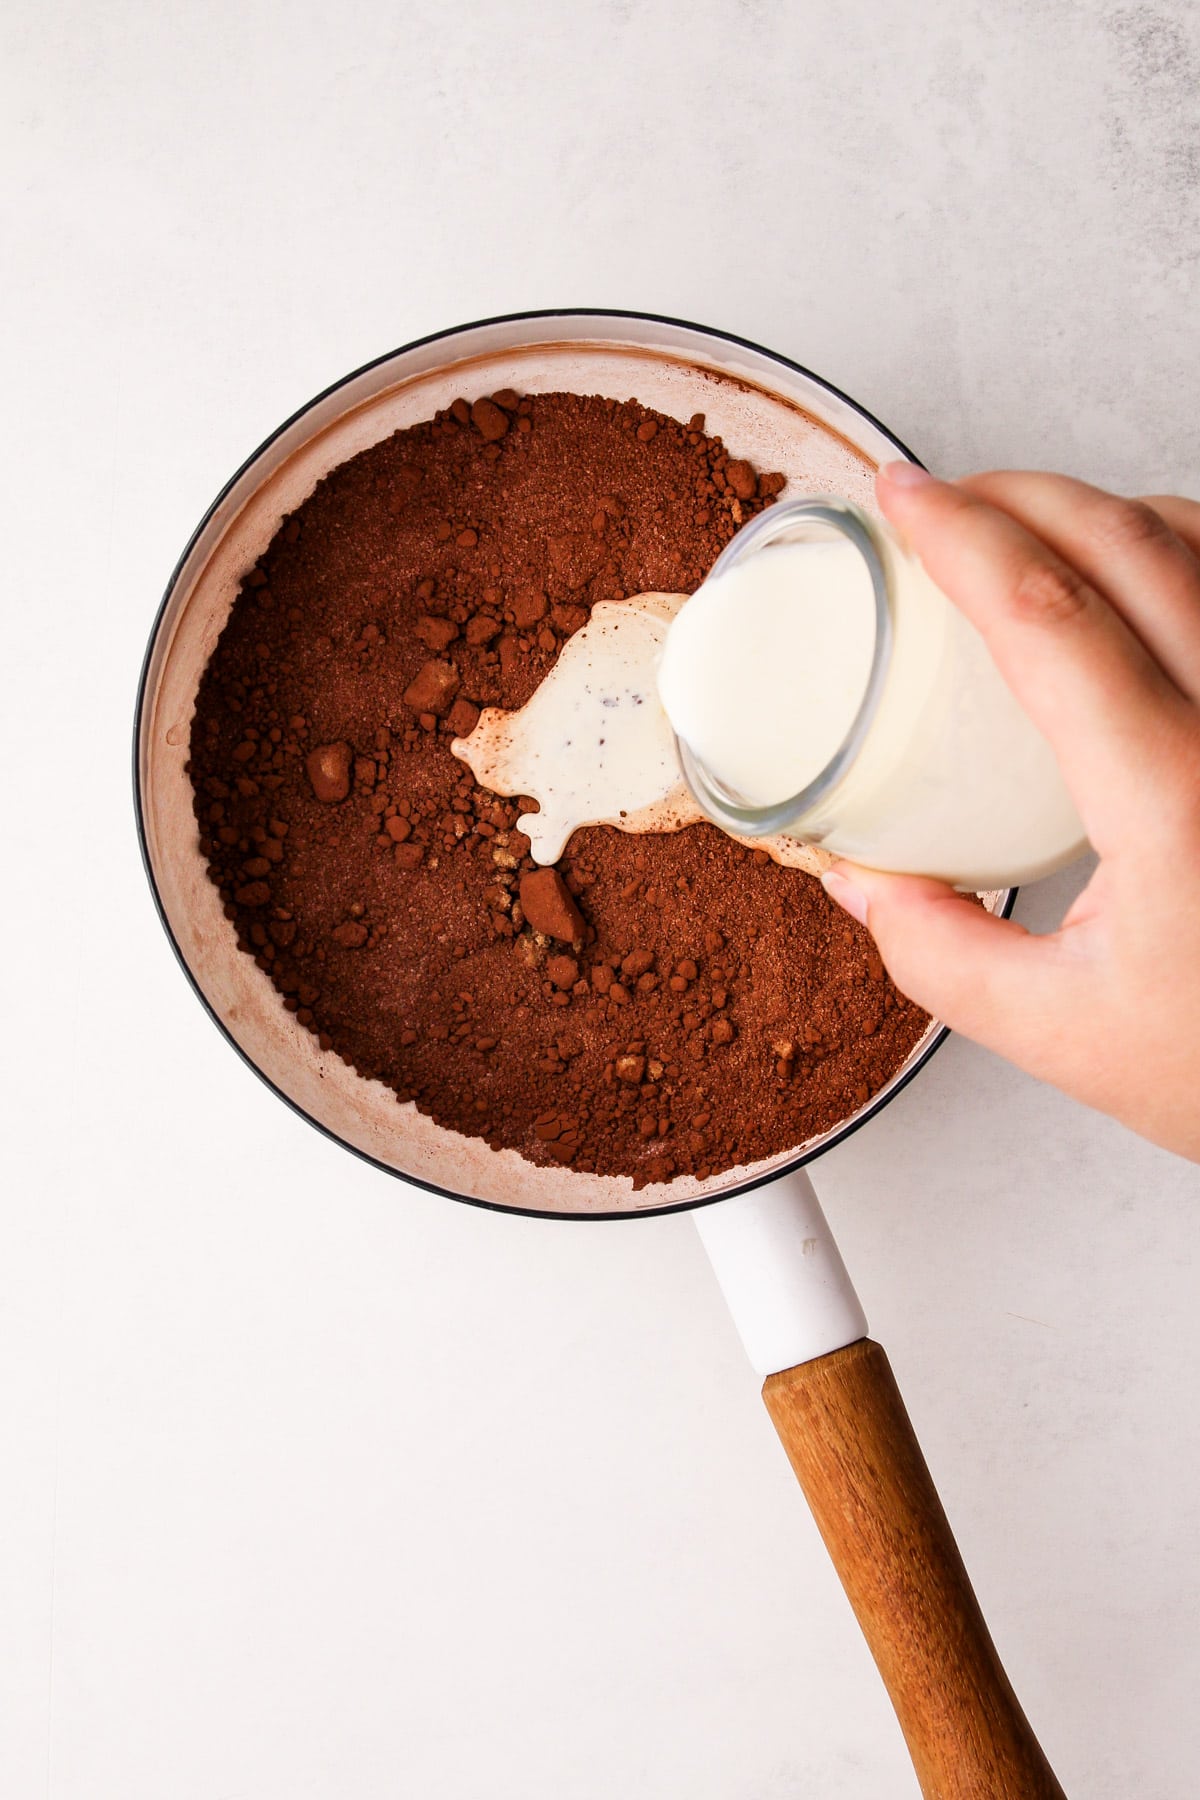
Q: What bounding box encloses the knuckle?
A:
[1008,557,1093,628]
[957,470,1009,502]
[1086,496,1173,557]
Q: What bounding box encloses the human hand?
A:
[821,465,1200,1162]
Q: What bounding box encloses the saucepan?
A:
[134,309,1063,1798]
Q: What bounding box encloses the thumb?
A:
[822,860,1066,1061]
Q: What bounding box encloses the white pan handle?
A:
[693,1167,867,1377]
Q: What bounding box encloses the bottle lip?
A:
[674,495,894,837]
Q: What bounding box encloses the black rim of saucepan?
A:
[132,307,1017,1223]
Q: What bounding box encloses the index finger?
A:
[876,465,1195,846]
[958,472,1200,704]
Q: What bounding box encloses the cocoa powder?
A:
[188,390,928,1187]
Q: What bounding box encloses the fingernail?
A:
[879,460,935,490]
[821,869,869,926]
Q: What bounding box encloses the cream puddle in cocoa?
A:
[452,592,826,876]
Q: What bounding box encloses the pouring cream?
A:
[455,494,1088,891]
[451,593,826,875]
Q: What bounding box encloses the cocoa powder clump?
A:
[306,741,352,803]
[471,397,510,442]
[190,390,928,1185]
[520,868,585,942]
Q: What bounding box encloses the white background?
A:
[4,3,1200,1795]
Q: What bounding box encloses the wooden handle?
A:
[763,1339,1064,1799]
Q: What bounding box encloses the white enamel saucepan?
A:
[134,310,1064,1799]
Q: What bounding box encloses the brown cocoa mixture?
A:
[189,389,928,1187]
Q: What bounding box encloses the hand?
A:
[821,465,1200,1162]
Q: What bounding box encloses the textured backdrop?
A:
[4,3,1199,1796]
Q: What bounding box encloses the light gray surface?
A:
[3,3,1199,1796]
